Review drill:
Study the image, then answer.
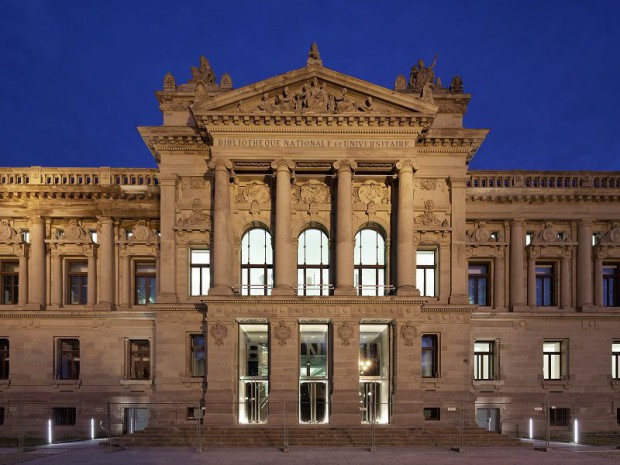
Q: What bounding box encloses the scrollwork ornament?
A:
[210,322,228,346]
[358,181,388,204]
[336,322,354,347]
[0,220,16,242]
[400,321,417,347]
[274,321,293,347]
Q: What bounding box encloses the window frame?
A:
[468,262,490,306]
[0,338,8,380]
[297,228,330,296]
[189,334,206,378]
[543,340,567,381]
[0,260,18,305]
[127,339,151,380]
[190,249,210,297]
[240,228,273,296]
[536,263,556,307]
[354,228,387,296]
[134,261,156,305]
[416,250,437,297]
[56,338,80,380]
[603,263,620,307]
[66,260,88,305]
[612,341,620,380]
[52,407,77,426]
[474,340,497,381]
[421,334,439,378]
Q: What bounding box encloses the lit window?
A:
[240,229,273,296]
[299,324,329,424]
[190,334,205,377]
[239,324,269,424]
[613,342,620,380]
[536,264,555,306]
[474,341,496,380]
[0,261,18,304]
[416,251,437,297]
[421,334,439,378]
[354,229,386,296]
[128,340,151,380]
[135,262,156,305]
[190,250,210,296]
[603,264,619,307]
[0,339,8,380]
[297,229,330,296]
[543,341,566,380]
[66,261,88,305]
[468,263,489,305]
[56,339,80,380]
[359,324,390,424]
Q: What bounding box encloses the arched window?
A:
[354,228,386,296]
[297,228,330,296]
[240,228,273,295]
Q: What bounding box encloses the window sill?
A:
[54,379,81,391]
[182,377,205,386]
[120,379,152,392]
[420,379,441,390]
[473,379,504,391]
[542,379,570,390]
[0,379,10,390]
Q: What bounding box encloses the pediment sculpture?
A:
[61,219,91,243]
[294,179,330,205]
[0,219,21,243]
[130,220,157,242]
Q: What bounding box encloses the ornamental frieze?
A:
[293,179,330,205]
[236,181,271,204]
[59,219,92,243]
[0,220,21,243]
[599,224,620,245]
[354,181,390,205]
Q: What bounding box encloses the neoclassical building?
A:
[1,45,619,437]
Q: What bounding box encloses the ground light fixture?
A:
[529,418,533,439]
[47,419,52,444]
[90,418,95,440]
[574,419,579,444]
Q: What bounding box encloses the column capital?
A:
[208,158,233,172]
[333,159,357,172]
[28,215,45,227]
[270,159,295,172]
[96,216,114,226]
[511,218,526,227]
[395,159,418,173]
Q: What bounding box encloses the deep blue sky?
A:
[1,0,619,171]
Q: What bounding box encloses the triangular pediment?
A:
[191,66,438,117]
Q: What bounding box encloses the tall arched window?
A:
[354,228,386,296]
[297,228,330,296]
[241,228,273,295]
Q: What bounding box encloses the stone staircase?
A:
[116,425,526,448]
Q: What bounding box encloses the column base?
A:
[208,285,234,296]
[448,293,469,305]
[271,285,295,296]
[396,285,420,296]
[334,286,357,296]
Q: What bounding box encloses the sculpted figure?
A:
[257,93,274,112]
[358,96,374,112]
[333,87,354,112]
[275,87,294,111]
[190,56,216,86]
[409,53,438,89]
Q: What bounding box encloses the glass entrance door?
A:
[359,324,390,424]
[299,324,329,423]
[239,324,269,423]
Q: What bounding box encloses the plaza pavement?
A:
[1,441,620,465]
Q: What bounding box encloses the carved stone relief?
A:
[400,321,417,347]
[467,222,492,243]
[0,220,20,243]
[532,223,567,244]
[237,181,271,204]
[273,321,293,347]
[355,181,389,205]
[599,224,620,244]
[129,221,158,242]
[210,322,228,346]
[178,198,212,228]
[336,322,354,347]
[61,219,91,243]
[294,179,330,205]
[415,200,441,227]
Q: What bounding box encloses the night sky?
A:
[1,0,619,171]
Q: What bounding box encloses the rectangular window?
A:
[135,262,156,305]
[239,324,269,424]
[56,339,80,380]
[421,334,439,378]
[0,261,18,305]
[549,407,570,427]
[66,261,88,305]
[416,250,437,297]
[543,341,566,380]
[299,324,329,424]
[613,342,620,380]
[423,407,440,421]
[190,334,205,378]
[536,264,555,306]
[128,340,151,380]
[359,324,390,424]
[190,250,210,296]
[0,339,8,380]
[474,341,496,380]
[468,263,489,305]
[0,406,4,425]
[603,264,619,307]
[52,407,76,426]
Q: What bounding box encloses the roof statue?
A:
[163,72,176,91]
[409,53,438,90]
[190,56,216,86]
[307,42,323,66]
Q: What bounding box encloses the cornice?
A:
[0,311,156,319]
[471,312,620,321]
[202,297,427,305]
[467,191,620,203]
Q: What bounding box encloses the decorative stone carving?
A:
[274,321,293,347]
[394,74,407,91]
[420,179,437,190]
[133,221,151,241]
[189,56,216,86]
[420,83,434,104]
[210,322,228,346]
[415,200,441,226]
[599,226,620,244]
[400,321,417,347]
[337,322,354,347]
[62,219,90,242]
[532,223,565,243]
[357,181,389,205]
[238,181,270,204]
[178,199,212,228]
[220,73,232,89]
[450,75,463,93]
[163,72,176,91]
[409,53,438,90]
[295,179,330,205]
[307,201,319,220]
[365,201,377,221]
[250,200,261,221]
[307,42,322,66]
[189,178,206,189]
[0,220,19,243]
[467,221,492,243]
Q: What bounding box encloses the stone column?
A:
[593,250,604,307]
[509,220,525,308]
[396,160,419,296]
[18,245,29,306]
[577,220,593,309]
[87,247,97,307]
[208,159,234,296]
[97,217,115,308]
[271,160,295,295]
[120,250,131,307]
[527,249,537,308]
[333,160,357,296]
[50,245,62,307]
[560,254,571,309]
[493,254,505,308]
[28,216,46,308]
[449,176,468,304]
[157,176,177,303]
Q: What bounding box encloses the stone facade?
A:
[1,46,620,436]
